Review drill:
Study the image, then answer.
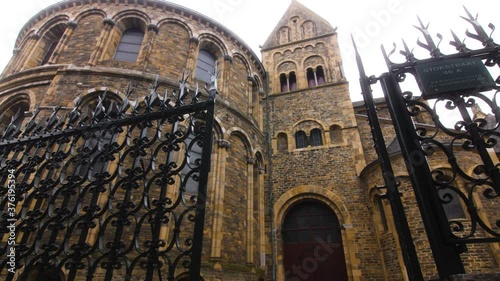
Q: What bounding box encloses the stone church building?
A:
[0,0,498,280]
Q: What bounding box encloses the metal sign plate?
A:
[415,58,495,98]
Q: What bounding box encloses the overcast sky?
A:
[0,0,498,102]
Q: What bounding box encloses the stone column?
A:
[50,20,78,64]
[246,157,256,264]
[186,37,199,78]
[221,55,232,99]
[88,18,115,65]
[247,76,254,117]
[18,33,41,71]
[210,139,230,262]
[258,164,266,267]
[140,23,159,71]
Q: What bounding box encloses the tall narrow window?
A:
[39,24,65,65]
[289,72,297,91]
[316,66,325,85]
[280,74,288,93]
[114,28,144,62]
[375,195,388,231]
[181,125,203,194]
[309,128,323,146]
[196,49,216,84]
[295,130,307,149]
[307,68,316,87]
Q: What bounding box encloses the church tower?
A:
[261,1,383,280]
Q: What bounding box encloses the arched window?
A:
[289,72,297,91]
[375,195,389,231]
[309,128,323,146]
[282,201,348,281]
[114,28,144,62]
[277,132,288,152]
[181,122,204,194]
[280,73,288,93]
[196,49,216,84]
[40,24,65,65]
[316,66,325,85]
[0,97,30,136]
[77,93,120,179]
[330,125,343,143]
[307,68,315,87]
[295,130,307,149]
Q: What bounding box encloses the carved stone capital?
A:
[147,23,159,34]
[247,157,256,165]
[65,20,78,29]
[247,75,255,82]
[189,37,199,45]
[217,139,230,149]
[103,18,116,27]
[223,55,233,63]
[29,33,41,40]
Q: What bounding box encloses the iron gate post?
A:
[354,42,424,281]
[379,72,465,279]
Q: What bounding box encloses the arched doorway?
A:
[282,201,348,281]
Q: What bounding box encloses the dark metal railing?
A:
[0,72,217,281]
[355,7,500,280]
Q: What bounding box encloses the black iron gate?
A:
[355,7,500,281]
[0,73,216,281]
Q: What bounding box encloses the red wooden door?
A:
[283,202,348,281]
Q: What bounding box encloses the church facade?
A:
[0,0,498,280]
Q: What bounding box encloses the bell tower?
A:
[261,1,368,280]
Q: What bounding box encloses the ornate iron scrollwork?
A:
[0,73,217,281]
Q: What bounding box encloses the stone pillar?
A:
[50,20,77,64]
[247,76,254,117]
[221,55,232,99]
[140,23,159,70]
[258,164,266,267]
[18,33,41,71]
[210,139,230,261]
[246,157,256,264]
[186,37,199,78]
[89,18,115,65]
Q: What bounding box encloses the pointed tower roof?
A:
[262,0,336,50]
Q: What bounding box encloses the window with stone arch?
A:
[76,91,121,179]
[196,48,217,84]
[277,132,288,152]
[39,23,66,65]
[0,95,30,135]
[309,128,323,146]
[114,28,144,62]
[105,17,147,62]
[330,125,343,144]
[277,61,297,93]
[295,130,307,149]
[304,56,326,87]
[279,71,297,93]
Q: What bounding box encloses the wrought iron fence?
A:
[0,73,217,281]
[355,7,500,280]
